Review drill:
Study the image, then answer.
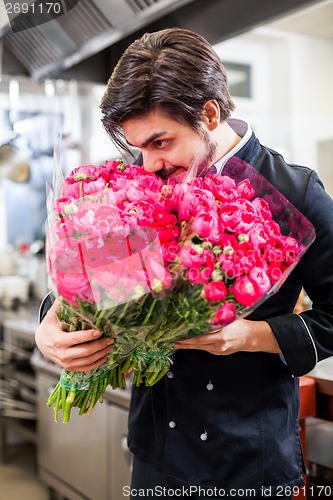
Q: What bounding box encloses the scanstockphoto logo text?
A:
[3,0,80,33]
[123,485,317,497]
[123,486,259,497]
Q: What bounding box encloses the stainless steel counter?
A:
[1,302,134,498]
[33,351,132,500]
[0,305,39,463]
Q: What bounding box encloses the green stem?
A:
[115,301,131,325]
[142,298,157,325]
[46,382,60,407]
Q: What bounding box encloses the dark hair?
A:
[100,28,235,153]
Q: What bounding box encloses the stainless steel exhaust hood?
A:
[1,0,197,79]
[0,0,321,82]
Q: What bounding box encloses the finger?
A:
[61,354,109,372]
[70,337,113,358]
[62,346,112,371]
[63,328,105,346]
[55,336,113,364]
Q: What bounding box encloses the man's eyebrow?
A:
[127,132,167,149]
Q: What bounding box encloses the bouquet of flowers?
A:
[45,156,315,422]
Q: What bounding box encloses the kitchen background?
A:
[0,0,333,499]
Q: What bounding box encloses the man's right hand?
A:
[35,299,114,372]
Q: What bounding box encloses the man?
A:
[36,28,333,499]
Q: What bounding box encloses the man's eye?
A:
[154,140,168,148]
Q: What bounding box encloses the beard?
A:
[189,128,218,178]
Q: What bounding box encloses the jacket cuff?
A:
[266,313,317,377]
[38,292,54,323]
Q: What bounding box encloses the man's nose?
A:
[142,151,163,173]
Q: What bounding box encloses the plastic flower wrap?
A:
[45,156,315,422]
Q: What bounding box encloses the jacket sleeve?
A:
[266,169,333,376]
[38,292,54,323]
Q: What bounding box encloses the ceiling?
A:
[267,0,333,40]
[0,0,331,83]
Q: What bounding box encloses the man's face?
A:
[121,109,217,181]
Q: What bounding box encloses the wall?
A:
[213,28,333,176]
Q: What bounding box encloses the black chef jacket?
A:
[127,123,333,496]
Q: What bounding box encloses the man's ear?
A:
[202,100,220,130]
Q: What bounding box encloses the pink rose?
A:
[218,241,258,279]
[62,165,108,199]
[156,226,176,244]
[265,263,283,284]
[248,223,269,247]
[109,166,163,204]
[104,160,120,172]
[236,178,255,199]
[161,240,179,263]
[263,238,285,265]
[219,199,256,234]
[49,238,84,274]
[191,213,221,244]
[187,249,215,284]
[180,245,205,268]
[248,267,271,294]
[121,200,156,225]
[67,165,102,181]
[218,253,243,279]
[97,273,148,304]
[218,203,241,232]
[236,242,260,271]
[177,186,217,221]
[153,209,177,227]
[54,196,74,215]
[252,197,273,221]
[232,199,257,232]
[204,281,227,302]
[91,205,124,239]
[81,233,129,269]
[190,177,205,189]
[82,177,107,196]
[263,219,282,237]
[230,276,264,307]
[283,236,300,265]
[92,249,152,304]
[186,265,213,285]
[211,302,237,327]
[110,164,144,181]
[180,246,215,269]
[61,182,80,199]
[152,209,179,243]
[53,270,95,306]
[203,174,238,202]
[135,171,163,194]
[219,233,239,249]
[126,184,152,203]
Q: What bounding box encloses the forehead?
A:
[121,110,190,146]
